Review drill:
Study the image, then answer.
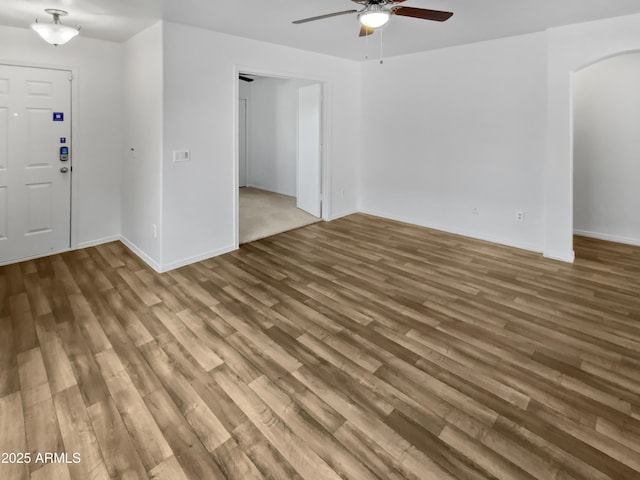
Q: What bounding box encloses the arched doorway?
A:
[572,53,640,253]
[544,16,640,262]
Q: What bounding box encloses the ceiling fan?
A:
[292,0,453,37]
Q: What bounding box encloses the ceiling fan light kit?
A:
[293,1,453,36]
[31,9,80,46]
[359,5,391,29]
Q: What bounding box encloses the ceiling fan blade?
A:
[292,10,357,24]
[391,6,453,22]
[359,25,375,37]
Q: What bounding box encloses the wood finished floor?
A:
[1,213,640,480]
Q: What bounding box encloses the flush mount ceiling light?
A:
[31,9,80,47]
[358,4,391,29]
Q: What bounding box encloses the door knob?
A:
[60,167,69,173]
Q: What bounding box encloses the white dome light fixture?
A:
[358,4,391,29]
[31,9,80,47]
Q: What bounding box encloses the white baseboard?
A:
[119,235,163,273]
[328,208,358,221]
[360,208,544,255]
[76,235,121,249]
[246,183,295,198]
[161,244,236,272]
[82,236,236,273]
[574,229,640,247]
[543,249,575,263]
[0,247,71,267]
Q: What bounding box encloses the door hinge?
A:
[68,73,73,81]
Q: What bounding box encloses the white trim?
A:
[119,235,163,273]
[238,96,249,188]
[248,183,296,198]
[543,249,576,263]
[120,235,235,273]
[574,229,640,247]
[360,208,545,255]
[233,67,240,250]
[320,81,330,221]
[329,208,358,221]
[69,67,80,250]
[160,244,236,272]
[77,235,121,249]
[0,248,71,267]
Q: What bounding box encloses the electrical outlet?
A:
[515,211,524,222]
[152,224,158,238]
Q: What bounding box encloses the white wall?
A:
[0,25,123,248]
[247,77,318,197]
[573,53,640,245]
[161,22,360,270]
[360,32,548,253]
[122,22,164,269]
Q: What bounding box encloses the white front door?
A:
[297,83,322,218]
[0,65,72,264]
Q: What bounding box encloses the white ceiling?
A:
[3,0,640,60]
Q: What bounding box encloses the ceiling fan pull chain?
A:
[379,27,384,64]
[365,25,369,60]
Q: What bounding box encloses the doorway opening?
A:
[572,52,640,258]
[237,72,324,245]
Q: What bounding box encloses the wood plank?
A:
[211,437,265,480]
[153,306,223,371]
[87,397,148,480]
[0,315,20,397]
[10,292,38,354]
[292,365,458,480]
[52,386,111,480]
[17,347,64,475]
[148,456,189,480]
[161,341,248,433]
[96,354,173,472]
[232,420,303,480]
[140,341,231,452]
[144,388,227,480]
[0,392,28,480]
[30,463,72,480]
[212,364,343,480]
[250,374,378,480]
[34,314,77,395]
[57,321,110,407]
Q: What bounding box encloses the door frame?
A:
[0,60,79,261]
[238,97,249,188]
[297,83,323,218]
[232,65,330,249]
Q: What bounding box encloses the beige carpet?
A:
[239,187,320,244]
